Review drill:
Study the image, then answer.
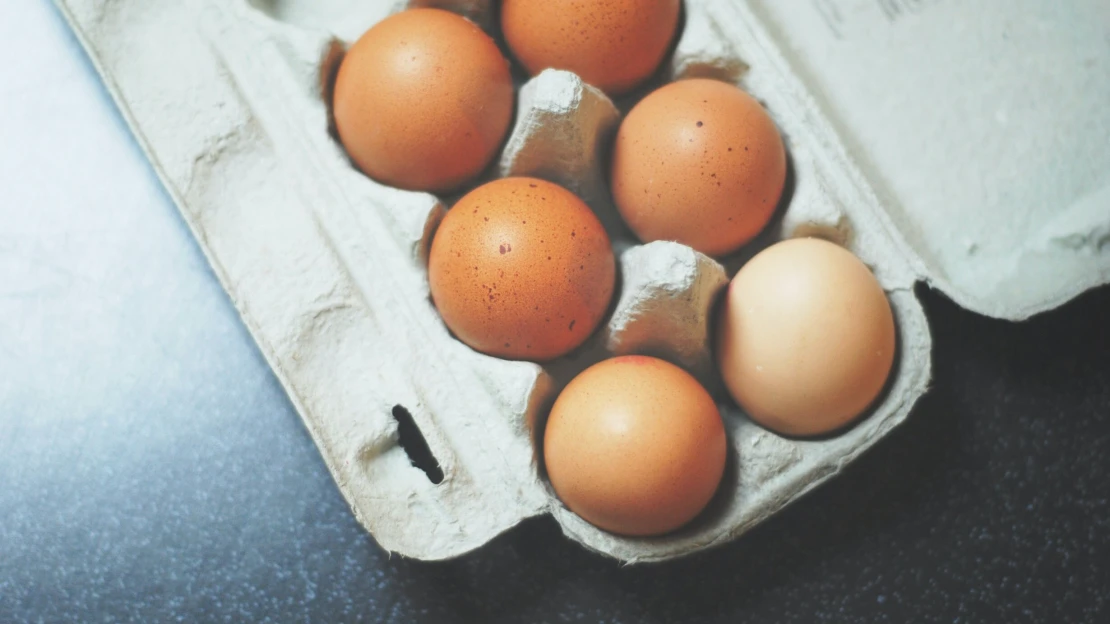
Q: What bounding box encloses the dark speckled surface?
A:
[3,2,1109,622]
[5,283,1109,623]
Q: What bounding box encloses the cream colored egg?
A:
[716,238,896,437]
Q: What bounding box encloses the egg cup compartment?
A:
[57,0,936,562]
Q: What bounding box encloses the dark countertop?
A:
[5,283,1109,623]
[3,2,1108,622]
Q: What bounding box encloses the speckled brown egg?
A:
[333,8,514,193]
[716,238,896,437]
[428,177,616,361]
[544,355,728,536]
[610,78,787,256]
[500,0,681,96]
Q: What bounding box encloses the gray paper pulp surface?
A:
[49,0,1102,561]
[752,0,1110,319]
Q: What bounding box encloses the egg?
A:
[544,356,727,536]
[716,238,896,437]
[428,177,615,361]
[333,9,514,193]
[500,0,681,96]
[610,78,787,256]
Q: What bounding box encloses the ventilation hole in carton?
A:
[392,405,444,484]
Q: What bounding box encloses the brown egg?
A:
[544,356,727,536]
[716,238,896,437]
[333,9,514,193]
[428,177,615,361]
[610,78,787,256]
[500,0,681,96]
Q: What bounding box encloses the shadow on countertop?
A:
[388,284,1110,623]
[3,283,1107,624]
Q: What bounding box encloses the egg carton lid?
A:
[746,0,1110,319]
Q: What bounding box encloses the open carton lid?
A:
[749,0,1110,319]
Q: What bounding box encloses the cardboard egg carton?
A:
[54,0,1109,562]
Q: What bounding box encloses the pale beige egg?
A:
[716,238,896,437]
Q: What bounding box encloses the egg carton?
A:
[53,0,1109,562]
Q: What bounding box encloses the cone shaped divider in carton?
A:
[605,241,729,386]
[500,69,622,233]
[54,0,937,562]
